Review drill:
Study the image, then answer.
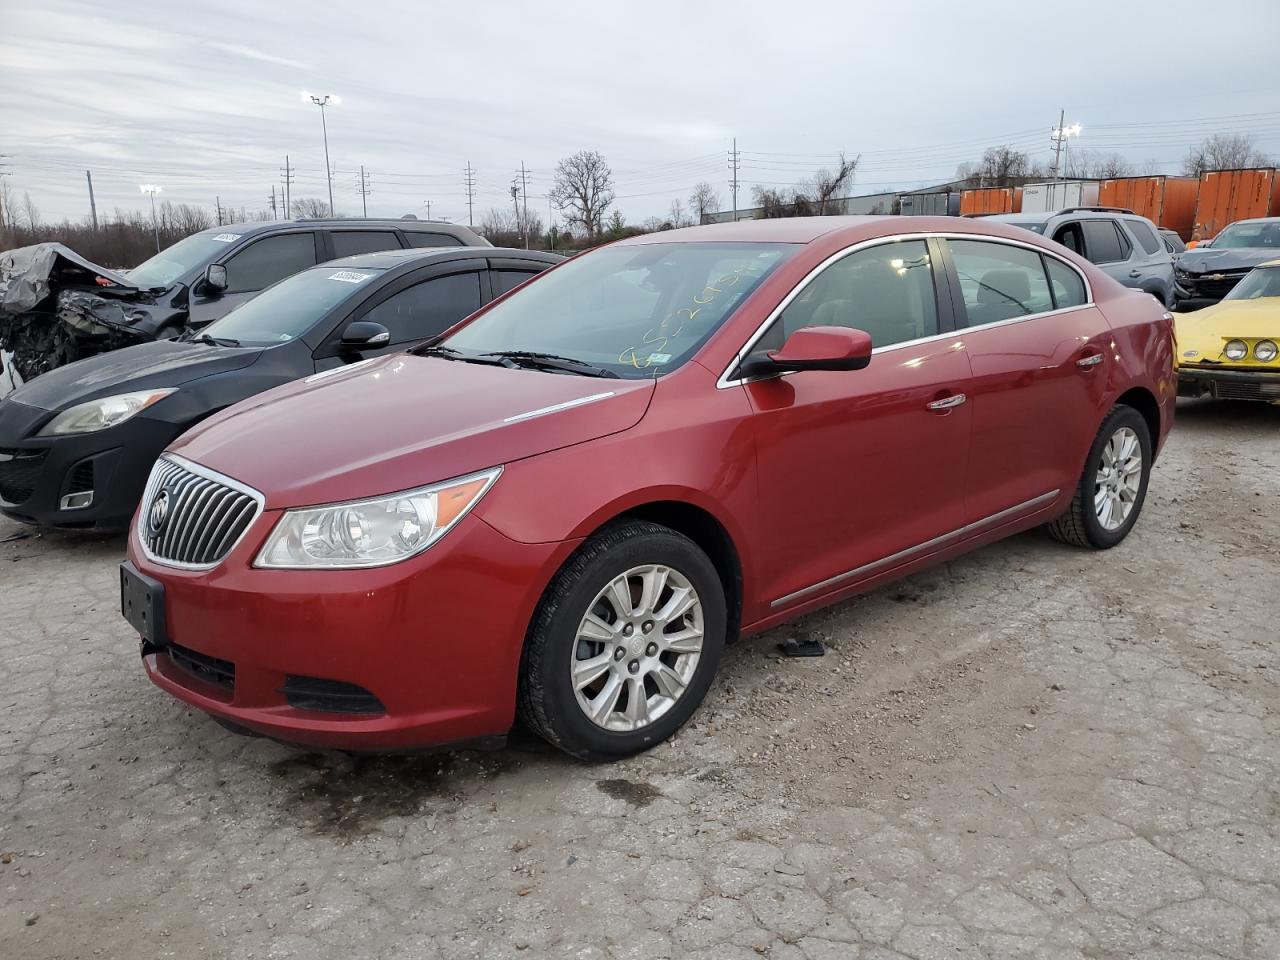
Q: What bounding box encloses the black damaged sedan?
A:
[0,247,557,529]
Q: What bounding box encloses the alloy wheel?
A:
[571,564,704,732]
[1094,426,1143,531]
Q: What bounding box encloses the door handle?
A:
[1128,270,1142,278]
[1076,353,1104,369]
[927,393,967,411]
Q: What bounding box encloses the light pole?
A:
[139,184,162,252]
[301,91,341,216]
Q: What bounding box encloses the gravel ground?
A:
[2,398,1278,960]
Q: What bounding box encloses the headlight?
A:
[1223,339,1248,361]
[37,389,175,436]
[254,467,502,569]
[1255,339,1278,362]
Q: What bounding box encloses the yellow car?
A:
[1176,259,1280,403]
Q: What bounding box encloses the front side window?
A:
[201,265,385,346]
[759,239,939,351]
[1081,220,1128,264]
[406,232,464,248]
[948,239,1054,324]
[441,242,795,378]
[1125,219,1162,255]
[224,233,317,293]
[360,272,483,344]
[330,231,402,258]
[1224,266,1280,300]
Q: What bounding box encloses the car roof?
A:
[984,213,1050,224]
[205,219,483,238]
[617,216,895,245]
[318,246,561,271]
[1223,217,1280,226]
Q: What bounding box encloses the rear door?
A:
[311,259,487,371]
[325,229,404,259]
[187,231,320,326]
[941,237,1112,525]
[1055,218,1135,289]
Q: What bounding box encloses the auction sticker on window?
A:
[327,271,374,284]
[212,233,240,243]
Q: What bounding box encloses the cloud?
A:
[205,42,311,72]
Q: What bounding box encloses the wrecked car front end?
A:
[0,243,185,382]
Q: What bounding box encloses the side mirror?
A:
[340,320,391,348]
[741,326,873,377]
[203,263,228,294]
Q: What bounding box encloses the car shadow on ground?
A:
[1174,396,1280,426]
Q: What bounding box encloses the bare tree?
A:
[956,145,1043,186]
[480,207,521,247]
[1183,134,1272,176]
[689,181,720,223]
[19,192,40,230]
[290,197,331,218]
[667,199,692,229]
[1064,149,1132,179]
[549,150,615,241]
[805,153,859,214]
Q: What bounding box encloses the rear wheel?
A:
[517,520,726,761]
[1046,405,1152,549]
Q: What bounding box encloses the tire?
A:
[1046,404,1152,550]
[517,520,726,761]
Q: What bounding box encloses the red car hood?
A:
[170,353,655,508]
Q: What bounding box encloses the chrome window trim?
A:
[716,232,1094,389]
[136,453,266,571]
[770,489,1061,609]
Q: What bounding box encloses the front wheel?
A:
[1046,405,1152,549]
[517,520,726,761]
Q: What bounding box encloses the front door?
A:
[187,231,319,327]
[739,237,973,612]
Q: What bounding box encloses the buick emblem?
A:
[149,490,170,533]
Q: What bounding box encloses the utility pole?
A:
[357,165,371,217]
[281,154,294,218]
[728,138,741,221]
[139,184,162,253]
[519,162,530,249]
[268,185,278,219]
[85,170,98,231]
[215,195,223,226]
[1051,108,1065,180]
[424,200,431,220]
[547,194,555,251]
[510,184,521,243]
[463,162,476,226]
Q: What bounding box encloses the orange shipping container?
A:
[959,187,1022,215]
[1193,168,1280,239]
[1098,176,1200,240]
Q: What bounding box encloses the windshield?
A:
[1224,266,1280,300]
[1210,221,1280,250]
[126,230,245,288]
[200,266,386,346]
[441,242,796,378]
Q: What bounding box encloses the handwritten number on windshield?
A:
[619,267,753,369]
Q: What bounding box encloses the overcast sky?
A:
[2,0,1279,228]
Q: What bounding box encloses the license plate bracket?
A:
[120,560,168,647]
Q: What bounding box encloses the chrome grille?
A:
[138,455,263,568]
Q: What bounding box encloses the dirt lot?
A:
[2,398,1278,960]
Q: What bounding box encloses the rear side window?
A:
[493,270,542,295]
[330,231,402,257]
[406,232,464,248]
[1125,220,1162,255]
[947,239,1054,324]
[1082,220,1127,264]
[223,233,317,293]
[359,272,483,344]
[1045,258,1088,308]
[769,239,938,349]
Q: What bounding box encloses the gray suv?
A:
[985,208,1176,307]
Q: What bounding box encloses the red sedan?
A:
[121,217,1176,760]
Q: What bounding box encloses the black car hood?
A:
[1177,247,1278,274]
[9,339,262,412]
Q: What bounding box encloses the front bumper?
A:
[0,399,178,529]
[1178,365,1280,403]
[127,508,578,752]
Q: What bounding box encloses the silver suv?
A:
[985,207,1176,307]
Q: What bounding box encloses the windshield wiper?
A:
[189,333,241,347]
[480,350,619,379]
[415,344,512,367]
